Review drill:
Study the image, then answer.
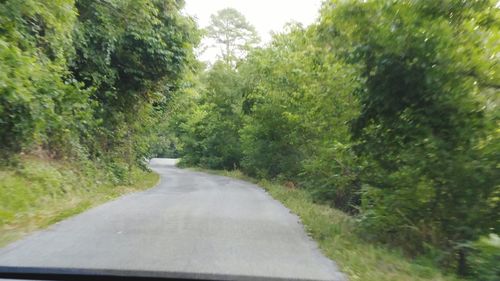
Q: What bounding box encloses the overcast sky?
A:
[182,0,324,62]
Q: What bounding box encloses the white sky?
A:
[183,0,324,63]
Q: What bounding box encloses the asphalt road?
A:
[0,158,346,281]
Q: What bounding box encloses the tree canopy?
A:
[0,0,199,176]
[205,8,260,66]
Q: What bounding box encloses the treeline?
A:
[0,0,198,180]
[169,0,499,278]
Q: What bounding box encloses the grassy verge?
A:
[190,168,460,281]
[0,156,159,247]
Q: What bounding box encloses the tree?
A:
[176,62,243,169]
[169,0,499,277]
[237,24,361,211]
[206,8,260,66]
[72,0,199,167]
[319,0,499,273]
[0,0,199,181]
[0,0,92,159]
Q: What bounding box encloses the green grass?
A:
[191,168,461,281]
[0,156,159,246]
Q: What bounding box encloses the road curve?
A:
[0,158,346,281]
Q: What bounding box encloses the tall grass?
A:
[196,168,461,281]
[0,156,159,246]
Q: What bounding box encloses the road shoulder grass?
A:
[190,167,460,281]
[0,156,159,247]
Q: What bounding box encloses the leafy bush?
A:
[177,62,243,169]
[318,0,500,271]
[0,0,90,158]
[1,0,199,177]
[468,234,500,281]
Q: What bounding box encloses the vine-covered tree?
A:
[72,0,199,170]
[0,0,199,176]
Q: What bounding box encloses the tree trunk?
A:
[457,248,468,276]
[126,122,133,185]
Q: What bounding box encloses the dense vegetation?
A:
[169,0,499,279]
[204,168,460,281]
[1,0,498,279]
[0,155,158,246]
[0,0,197,241]
[0,0,198,174]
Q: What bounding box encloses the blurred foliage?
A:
[467,234,500,281]
[318,0,499,275]
[0,0,91,158]
[0,155,159,246]
[71,0,199,166]
[2,0,498,278]
[0,0,199,175]
[203,168,461,281]
[205,8,260,66]
[171,1,499,278]
[177,62,243,169]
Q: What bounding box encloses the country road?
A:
[0,158,345,281]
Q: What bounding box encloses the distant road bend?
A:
[0,158,346,281]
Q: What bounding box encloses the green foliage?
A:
[72,0,199,163]
[198,168,459,281]
[0,0,92,158]
[0,156,159,246]
[238,28,307,179]
[1,0,199,179]
[73,0,197,110]
[318,1,500,271]
[4,0,497,278]
[205,8,260,66]
[468,234,500,281]
[174,0,499,277]
[178,62,243,169]
[0,0,198,250]
[237,24,361,211]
